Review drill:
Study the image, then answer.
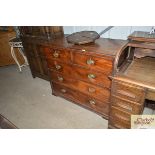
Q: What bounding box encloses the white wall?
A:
[63,26,152,40]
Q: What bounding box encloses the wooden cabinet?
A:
[20,26,64,80]
[22,38,49,80]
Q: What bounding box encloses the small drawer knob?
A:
[53,51,59,58]
[88,74,96,79]
[87,58,95,65]
[58,76,63,82]
[61,89,66,93]
[89,100,96,105]
[55,65,61,70]
[82,49,86,52]
[88,87,96,93]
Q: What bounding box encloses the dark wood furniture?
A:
[108,31,155,129]
[20,26,64,80]
[21,28,155,129]
[36,37,128,118]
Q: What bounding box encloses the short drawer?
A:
[42,47,71,63]
[109,106,131,129]
[50,71,110,102]
[111,95,143,114]
[109,118,131,129]
[112,80,145,103]
[110,106,131,122]
[48,60,111,88]
[52,82,109,116]
[72,52,113,75]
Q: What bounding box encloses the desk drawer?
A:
[52,82,109,116]
[111,95,143,114]
[112,80,145,103]
[50,71,110,102]
[72,52,113,75]
[43,47,71,63]
[109,106,131,129]
[109,118,131,129]
[48,60,111,88]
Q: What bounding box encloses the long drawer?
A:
[52,82,109,116]
[47,60,111,88]
[50,71,110,102]
[72,51,113,75]
[111,95,143,114]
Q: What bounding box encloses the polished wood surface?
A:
[109,106,131,129]
[108,31,155,129]
[50,71,110,102]
[111,95,143,114]
[72,51,113,75]
[115,57,155,90]
[52,82,109,117]
[109,34,155,128]
[47,60,111,89]
[38,35,128,118]
[0,30,24,66]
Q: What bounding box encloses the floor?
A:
[0,65,154,129]
[0,65,109,129]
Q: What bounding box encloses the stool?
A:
[9,37,28,72]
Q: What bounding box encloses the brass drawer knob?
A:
[53,51,59,58]
[87,58,95,65]
[61,89,66,93]
[58,76,63,82]
[88,74,96,79]
[88,87,96,93]
[89,100,96,105]
[55,65,61,70]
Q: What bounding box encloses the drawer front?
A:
[48,60,111,88]
[109,118,131,129]
[50,71,110,102]
[43,47,71,63]
[52,82,109,116]
[112,80,145,103]
[111,95,143,114]
[72,52,113,75]
[109,106,131,129]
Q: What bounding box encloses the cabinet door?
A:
[22,40,49,81]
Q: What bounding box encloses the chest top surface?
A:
[22,36,128,58]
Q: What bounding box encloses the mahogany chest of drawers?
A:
[35,37,128,119]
